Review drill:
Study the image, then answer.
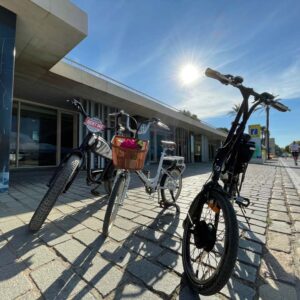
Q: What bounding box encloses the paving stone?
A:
[114,217,139,231]
[38,223,72,246]
[127,259,181,296]
[260,249,295,284]
[161,236,182,254]
[294,221,300,232]
[238,248,260,267]
[117,209,138,220]
[0,218,24,233]
[239,239,263,254]
[92,209,106,221]
[269,221,292,234]
[132,215,153,226]
[0,262,32,300]
[79,254,125,297]
[30,259,86,300]
[99,241,137,267]
[15,290,42,300]
[290,205,300,213]
[55,216,85,234]
[109,227,131,242]
[115,283,162,300]
[122,204,143,213]
[177,285,222,299]
[269,210,290,222]
[123,235,163,258]
[157,250,183,275]
[244,230,266,244]
[291,212,300,221]
[20,244,57,270]
[0,239,17,267]
[234,261,257,283]
[82,217,103,231]
[258,279,297,300]
[267,231,290,253]
[135,225,165,242]
[221,278,256,300]
[140,209,159,219]
[269,204,287,212]
[73,228,103,247]
[54,238,89,265]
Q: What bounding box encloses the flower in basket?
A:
[120,138,143,150]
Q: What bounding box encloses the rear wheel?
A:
[160,168,182,205]
[29,155,81,232]
[103,173,127,236]
[182,190,238,295]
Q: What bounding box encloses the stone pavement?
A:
[0,160,299,300]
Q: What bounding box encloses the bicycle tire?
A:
[28,155,81,232]
[160,168,182,205]
[102,173,126,236]
[182,190,238,295]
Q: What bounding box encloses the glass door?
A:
[60,113,75,161]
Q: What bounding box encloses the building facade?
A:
[0,0,226,192]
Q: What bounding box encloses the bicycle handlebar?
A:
[67,99,88,118]
[205,68,290,112]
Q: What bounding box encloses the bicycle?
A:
[102,111,186,236]
[29,99,115,232]
[182,68,289,295]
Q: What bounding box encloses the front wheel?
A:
[102,172,127,237]
[182,190,238,295]
[160,168,182,205]
[28,155,81,232]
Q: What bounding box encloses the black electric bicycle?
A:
[29,99,115,232]
[182,68,289,295]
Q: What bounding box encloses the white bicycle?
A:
[102,111,185,236]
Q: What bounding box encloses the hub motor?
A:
[193,220,217,252]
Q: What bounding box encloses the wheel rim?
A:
[163,169,182,202]
[185,198,226,284]
[107,177,126,231]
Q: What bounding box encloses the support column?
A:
[0,6,16,193]
[201,135,209,162]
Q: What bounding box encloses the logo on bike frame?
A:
[84,117,105,133]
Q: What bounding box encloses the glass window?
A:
[61,113,74,160]
[19,104,57,166]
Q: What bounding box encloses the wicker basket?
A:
[112,136,148,170]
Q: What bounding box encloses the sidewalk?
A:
[0,161,299,299]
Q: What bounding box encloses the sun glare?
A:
[180,64,200,85]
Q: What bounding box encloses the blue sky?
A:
[70,0,300,147]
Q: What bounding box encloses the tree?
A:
[217,127,229,133]
[180,109,199,121]
[228,103,241,116]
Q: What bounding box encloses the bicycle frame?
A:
[211,86,264,183]
[136,147,185,191]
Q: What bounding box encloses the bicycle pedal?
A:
[235,196,250,207]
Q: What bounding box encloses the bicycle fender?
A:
[185,182,229,226]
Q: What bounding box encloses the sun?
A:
[180,64,200,85]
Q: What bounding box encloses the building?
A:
[0,0,226,192]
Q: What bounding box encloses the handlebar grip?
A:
[205,68,230,84]
[157,121,170,131]
[269,100,290,112]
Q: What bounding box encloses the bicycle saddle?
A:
[161,140,176,148]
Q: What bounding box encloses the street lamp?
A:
[265,100,290,160]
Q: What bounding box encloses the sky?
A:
[70,0,300,148]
